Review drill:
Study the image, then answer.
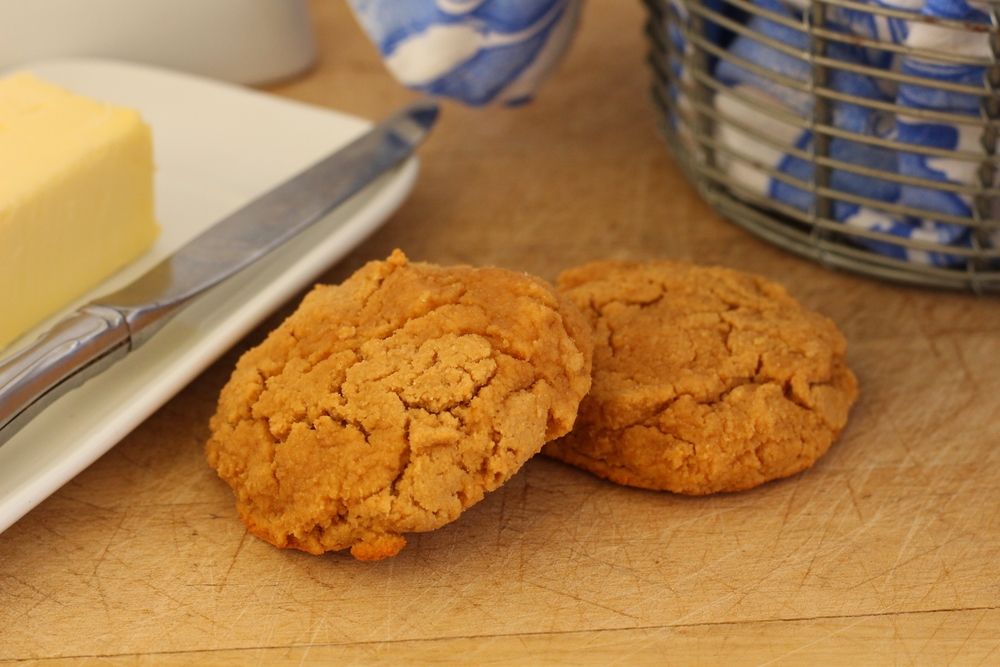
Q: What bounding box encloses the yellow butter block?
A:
[0,72,159,350]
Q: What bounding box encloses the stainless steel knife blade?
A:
[0,97,440,448]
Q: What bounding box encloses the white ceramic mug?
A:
[0,0,317,85]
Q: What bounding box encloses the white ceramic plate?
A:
[0,58,419,534]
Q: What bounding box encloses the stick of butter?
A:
[0,72,159,351]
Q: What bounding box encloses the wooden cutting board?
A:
[2,0,999,663]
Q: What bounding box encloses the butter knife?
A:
[0,97,439,448]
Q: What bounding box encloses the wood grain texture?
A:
[2,0,1000,664]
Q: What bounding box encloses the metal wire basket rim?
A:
[679,0,1000,35]
[685,23,998,97]
[685,0,999,68]
[820,0,999,32]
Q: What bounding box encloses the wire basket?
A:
[644,0,1000,292]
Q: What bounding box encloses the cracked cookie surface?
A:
[207,250,592,560]
[542,260,857,495]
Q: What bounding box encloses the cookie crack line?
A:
[388,437,411,500]
[706,287,753,312]
[646,370,829,426]
[392,356,502,417]
[596,293,665,317]
[354,269,474,350]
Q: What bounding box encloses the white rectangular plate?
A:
[0,58,419,534]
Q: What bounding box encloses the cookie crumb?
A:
[350,534,407,561]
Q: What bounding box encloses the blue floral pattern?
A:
[346,0,583,106]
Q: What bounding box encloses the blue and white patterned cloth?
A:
[346,0,583,106]
[713,0,911,258]
[703,0,996,266]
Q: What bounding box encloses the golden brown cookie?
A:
[542,260,857,495]
[207,250,592,560]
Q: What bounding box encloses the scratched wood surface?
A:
[2,1,1000,664]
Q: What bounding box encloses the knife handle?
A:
[0,306,130,447]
